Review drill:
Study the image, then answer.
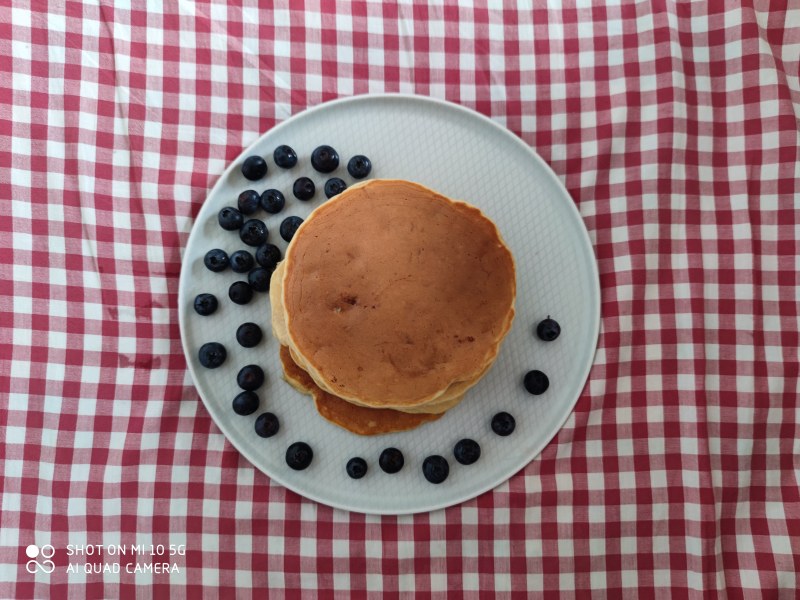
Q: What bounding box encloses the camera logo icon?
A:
[25,544,55,574]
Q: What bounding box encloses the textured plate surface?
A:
[178,94,600,515]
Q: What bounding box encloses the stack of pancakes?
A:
[270,179,516,435]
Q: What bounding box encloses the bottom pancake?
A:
[279,346,443,435]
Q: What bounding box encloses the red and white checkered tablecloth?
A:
[1,1,799,597]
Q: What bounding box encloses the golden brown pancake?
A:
[271,260,478,415]
[281,179,516,410]
[279,346,442,435]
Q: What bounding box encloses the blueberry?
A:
[218,206,244,231]
[256,243,282,270]
[523,370,549,395]
[346,457,368,479]
[228,281,253,305]
[198,342,226,369]
[536,317,561,341]
[310,145,339,173]
[379,448,404,474]
[453,439,481,465]
[324,177,347,199]
[193,293,218,316]
[347,155,372,179]
[260,189,285,214]
[229,249,255,273]
[236,322,263,348]
[248,267,271,292]
[422,455,449,484]
[237,189,261,215]
[232,391,259,416]
[237,364,265,391]
[491,412,516,436]
[286,442,313,470]
[273,145,297,169]
[280,216,303,242]
[293,177,315,201]
[241,155,267,180]
[203,249,229,272]
[239,219,268,246]
[255,412,280,438]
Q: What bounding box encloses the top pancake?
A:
[282,179,516,410]
[271,259,483,414]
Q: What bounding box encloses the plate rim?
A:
[178,93,601,515]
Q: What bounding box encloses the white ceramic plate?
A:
[179,94,600,515]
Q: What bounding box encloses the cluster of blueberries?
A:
[488,317,560,439]
[241,144,372,210]
[193,145,372,472]
[195,330,280,441]
[201,145,372,312]
[198,244,278,307]
[343,437,483,485]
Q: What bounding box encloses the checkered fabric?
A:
[1,0,799,597]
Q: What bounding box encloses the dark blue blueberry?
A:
[273,145,298,169]
[422,455,449,484]
[347,155,372,179]
[324,177,347,199]
[248,267,271,292]
[293,177,315,201]
[280,216,304,242]
[193,293,218,316]
[523,370,549,395]
[255,412,280,438]
[491,412,516,436]
[228,281,253,305]
[198,342,226,369]
[218,206,244,231]
[310,145,339,173]
[260,189,285,214]
[239,219,268,246]
[203,249,229,272]
[453,439,481,465]
[232,391,259,416]
[237,189,261,215]
[346,457,368,479]
[236,322,263,348]
[286,441,313,470]
[256,243,282,270]
[237,364,264,391]
[378,448,404,474]
[241,155,267,181]
[229,249,255,273]
[536,317,561,342]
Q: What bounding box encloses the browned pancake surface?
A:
[279,346,441,435]
[283,179,516,408]
[273,260,475,414]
